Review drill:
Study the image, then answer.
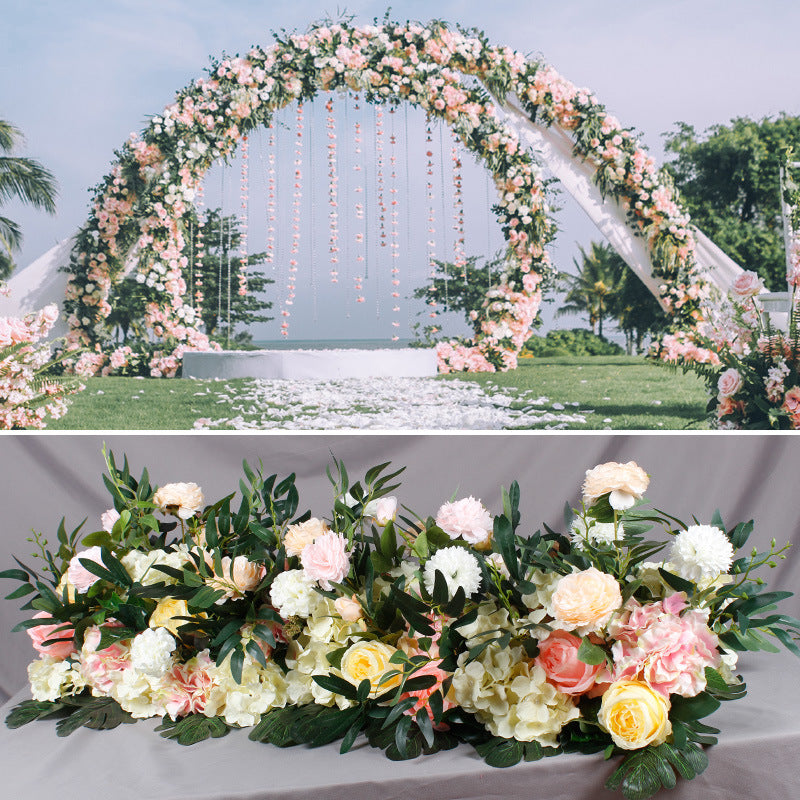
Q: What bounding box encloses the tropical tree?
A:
[0,120,58,279]
[663,114,800,289]
[556,242,625,338]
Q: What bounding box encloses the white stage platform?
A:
[181,348,439,379]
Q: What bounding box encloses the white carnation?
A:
[423,546,482,598]
[130,627,176,677]
[570,520,623,551]
[670,525,735,583]
[269,569,319,619]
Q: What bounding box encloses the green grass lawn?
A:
[46,356,708,430]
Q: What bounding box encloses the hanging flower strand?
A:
[389,106,400,340]
[237,135,249,297]
[425,118,438,323]
[281,104,303,337]
[266,123,276,267]
[452,133,467,282]
[193,182,205,317]
[326,97,339,283]
[353,97,365,304]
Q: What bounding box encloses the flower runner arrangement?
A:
[2,455,798,799]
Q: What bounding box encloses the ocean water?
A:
[250,339,417,350]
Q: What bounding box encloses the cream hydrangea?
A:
[110,667,169,718]
[284,638,355,709]
[305,597,363,644]
[521,569,562,629]
[570,520,623,550]
[122,545,193,586]
[269,569,321,619]
[669,525,735,583]
[28,657,86,702]
[203,652,289,727]
[452,644,579,745]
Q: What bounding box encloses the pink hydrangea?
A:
[164,650,216,719]
[80,624,131,693]
[608,595,720,697]
[300,531,351,590]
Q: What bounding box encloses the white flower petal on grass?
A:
[670,525,735,583]
[423,546,482,598]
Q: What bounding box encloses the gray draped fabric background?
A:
[0,433,798,800]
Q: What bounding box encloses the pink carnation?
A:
[300,531,350,590]
[27,611,76,659]
[608,596,720,697]
[164,650,216,719]
[80,623,131,693]
[435,496,493,547]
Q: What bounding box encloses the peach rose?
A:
[551,567,622,632]
[27,612,76,659]
[153,482,204,520]
[284,518,329,557]
[598,679,671,750]
[334,595,364,622]
[535,629,603,695]
[208,555,266,598]
[582,461,649,510]
[717,368,743,399]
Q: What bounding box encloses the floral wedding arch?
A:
[63,19,709,377]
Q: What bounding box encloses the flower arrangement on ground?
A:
[0,284,84,429]
[662,270,800,429]
[2,455,798,799]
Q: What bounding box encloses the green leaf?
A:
[657,568,695,594]
[55,697,135,737]
[493,515,519,580]
[229,646,245,684]
[156,714,230,745]
[475,736,524,768]
[312,673,359,702]
[729,520,754,549]
[577,636,607,666]
[0,568,32,582]
[188,585,226,610]
[411,530,429,560]
[5,583,36,600]
[5,699,68,728]
[669,691,721,722]
[605,748,673,800]
[79,531,114,549]
[415,707,435,749]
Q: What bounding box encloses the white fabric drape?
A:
[497,94,745,300]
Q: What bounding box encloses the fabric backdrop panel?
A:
[1,433,799,703]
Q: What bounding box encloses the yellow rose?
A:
[598,680,672,750]
[340,640,402,697]
[56,574,77,604]
[149,598,190,636]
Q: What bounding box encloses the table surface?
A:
[0,650,798,800]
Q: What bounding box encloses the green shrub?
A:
[523,328,624,357]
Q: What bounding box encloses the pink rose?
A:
[101,508,120,533]
[67,546,106,593]
[27,612,76,659]
[535,629,603,695]
[782,386,800,427]
[435,496,493,547]
[717,368,743,398]
[731,270,763,298]
[300,531,351,590]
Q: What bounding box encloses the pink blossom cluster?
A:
[1,304,83,429]
[607,594,720,698]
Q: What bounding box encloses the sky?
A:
[2,0,799,342]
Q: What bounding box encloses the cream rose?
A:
[284,518,329,557]
[149,598,190,636]
[598,679,672,750]
[153,482,204,520]
[582,461,649,510]
[551,567,622,632]
[340,640,402,697]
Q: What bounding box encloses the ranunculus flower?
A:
[582,461,649,510]
[149,598,190,636]
[27,612,76,659]
[535,629,603,695]
[731,270,763,298]
[284,518,329,557]
[153,482,204,520]
[300,531,350,590]
[551,567,622,632]
[340,640,401,697]
[436,496,493,547]
[364,496,398,526]
[598,679,672,749]
[717,368,743,399]
[100,508,120,533]
[334,595,363,622]
[66,546,105,593]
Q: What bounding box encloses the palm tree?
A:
[556,241,625,338]
[0,120,58,279]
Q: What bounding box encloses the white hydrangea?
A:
[451,644,579,745]
[122,545,192,586]
[570,520,623,551]
[670,525,735,583]
[28,657,86,702]
[130,627,176,677]
[423,546,482,598]
[111,667,168,718]
[521,569,562,629]
[269,569,320,619]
